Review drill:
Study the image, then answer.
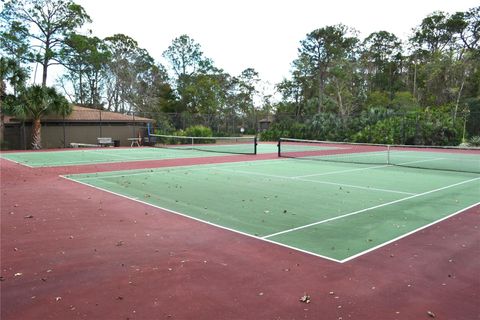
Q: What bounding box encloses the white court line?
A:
[262,176,480,239]
[70,158,292,181]
[60,174,479,264]
[215,167,415,195]
[294,157,446,179]
[294,164,392,178]
[74,159,416,195]
[0,156,34,168]
[59,175,343,263]
[339,202,480,263]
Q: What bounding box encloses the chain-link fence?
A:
[2,108,479,150]
[259,110,480,146]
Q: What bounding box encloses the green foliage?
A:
[184,125,213,137]
[365,91,390,109]
[465,98,480,137]
[262,108,463,146]
[5,85,71,149]
[352,109,462,145]
[151,113,175,134]
[1,0,91,86]
[468,136,480,146]
[392,91,419,111]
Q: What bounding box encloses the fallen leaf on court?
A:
[55,297,62,301]
[116,241,124,246]
[299,294,311,303]
[14,273,22,277]
[0,276,5,281]
[427,310,435,318]
[24,215,34,219]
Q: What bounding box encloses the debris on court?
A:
[427,310,436,318]
[299,294,311,303]
[24,215,34,219]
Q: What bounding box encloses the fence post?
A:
[63,114,66,148]
[99,110,103,137]
[133,112,136,138]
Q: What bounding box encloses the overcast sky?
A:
[73,0,478,85]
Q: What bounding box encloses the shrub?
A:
[469,136,480,147]
[184,125,213,137]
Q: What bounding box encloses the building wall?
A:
[3,122,148,150]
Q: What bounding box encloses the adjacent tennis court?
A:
[65,152,479,262]
[0,140,284,167]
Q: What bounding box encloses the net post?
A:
[277,138,281,157]
[254,136,257,155]
[387,145,391,165]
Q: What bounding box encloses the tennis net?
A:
[148,134,257,155]
[278,138,480,174]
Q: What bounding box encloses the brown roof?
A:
[6,106,153,123]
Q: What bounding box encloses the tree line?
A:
[1,0,479,148]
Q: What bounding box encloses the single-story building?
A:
[2,106,154,150]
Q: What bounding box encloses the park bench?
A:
[97,137,114,147]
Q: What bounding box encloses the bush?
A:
[184,125,213,137]
[261,108,462,146]
[469,136,480,147]
[184,125,213,144]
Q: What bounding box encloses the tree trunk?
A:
[42,38,50,87]
[453,70,466,123]
[42,59,48,88]
[335,81,344,116]
[31,118,42,149]
[318,71,324,113]
[413,61,417,100]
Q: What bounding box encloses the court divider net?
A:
[148,134,257,155]
[278,138,480,174]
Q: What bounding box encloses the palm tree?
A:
[11,85,71,149]
[1,57,29,144]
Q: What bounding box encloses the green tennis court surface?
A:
[66,158,480,262]
[1,143,303,167]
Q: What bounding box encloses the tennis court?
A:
[0,139,290,167]
[65,146,480,262]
